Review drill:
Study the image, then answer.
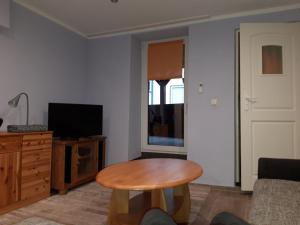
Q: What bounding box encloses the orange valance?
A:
[148,40,184,81]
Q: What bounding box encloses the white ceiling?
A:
[14,0,300,38]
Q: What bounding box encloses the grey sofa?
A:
[140,158,300,225]
[248,158,300,225]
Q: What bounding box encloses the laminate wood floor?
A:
[0,182,252,225]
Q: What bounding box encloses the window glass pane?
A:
[166,78,184,104]
[262,45,283,74]
[148,77,184,147]
[148,80,160,105]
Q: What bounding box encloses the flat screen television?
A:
[48,103,103,139]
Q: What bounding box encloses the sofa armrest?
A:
[258,158,300,181]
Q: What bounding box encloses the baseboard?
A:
[141,152,187,160]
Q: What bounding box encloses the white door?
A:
[240,23,300,191]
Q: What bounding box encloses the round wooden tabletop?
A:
[96,158,203,190]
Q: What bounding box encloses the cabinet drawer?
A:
[22,139,52,152]
[0,136,21,153]
[22,162,51,178]
[22,149,51,166]
[21,178,50,200]
[22,133,52,141]
[22,171,50,184]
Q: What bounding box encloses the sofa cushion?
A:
[210,212,250,225]
[139,208,176,225]
[249,179,300,225]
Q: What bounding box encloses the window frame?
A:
[141,37,188,154]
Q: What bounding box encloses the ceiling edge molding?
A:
[88,3,300,39]
[12,0,300,40]
[87,15,210,39]
[13,0,87,38]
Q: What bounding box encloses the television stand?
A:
[51,135,106,194]
[55,137,78,141]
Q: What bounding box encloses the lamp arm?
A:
[20,92,29,125]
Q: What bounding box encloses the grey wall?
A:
[86,35,133,165]
[128,37,142,160]
[0,3,87,130]
[134,27,188,41]
[187,9,300,186]
[0,0,10,28]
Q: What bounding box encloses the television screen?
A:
[48,103,103,138]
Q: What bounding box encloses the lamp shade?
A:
[8,94,21,107]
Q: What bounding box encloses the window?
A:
[149,78,184,105]
[148,80,160,105]
[166,77,184,104]
[262,45,283,74]
[145,39,185,148]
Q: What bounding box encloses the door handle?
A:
[244,96,257,111]
[245,97,257,103]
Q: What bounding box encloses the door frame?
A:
[235,29,241,184]
[141,37,188,154]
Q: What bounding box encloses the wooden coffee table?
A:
[96,158,203,225]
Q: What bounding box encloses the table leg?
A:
[107,189,129,224]
[151,189,167,211]
[173,184,190,223]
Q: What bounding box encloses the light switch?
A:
[198,83,203,94]
[211,98,218,106]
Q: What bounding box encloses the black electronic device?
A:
[48,103,103,139]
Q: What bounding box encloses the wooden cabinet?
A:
[52,136,106,194]
[0,132,52,214]
[75,141,99,183]
[0,135,21,208]
[21,133,52,201]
